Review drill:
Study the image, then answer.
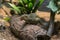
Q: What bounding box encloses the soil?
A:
[0,27,19,40]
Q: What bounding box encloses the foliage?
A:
[9,0,44,15]
[4,17,11,21]
[47,0,58,12]
[47,0,60,14]
[9,3,21,14]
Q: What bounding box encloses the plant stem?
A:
[47,10,56,37]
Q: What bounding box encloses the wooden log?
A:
[9,15,49,40]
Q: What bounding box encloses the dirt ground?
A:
[36,11,60,21]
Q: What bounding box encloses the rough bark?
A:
[9,15,49,40]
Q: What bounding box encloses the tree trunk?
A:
[47,10,55,37]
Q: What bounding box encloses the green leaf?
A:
[32,0,44,13]
[23,0,28,4]
[47,0,58,12]
[9,0,44,14]
[29,0,31,1]
[9,3,21,13]
[30,0,36,5]
[19,0,27,7]
[28,2,33,10]
[37,0,44,8]
[19,0,24,5]
[4,17,11,21]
